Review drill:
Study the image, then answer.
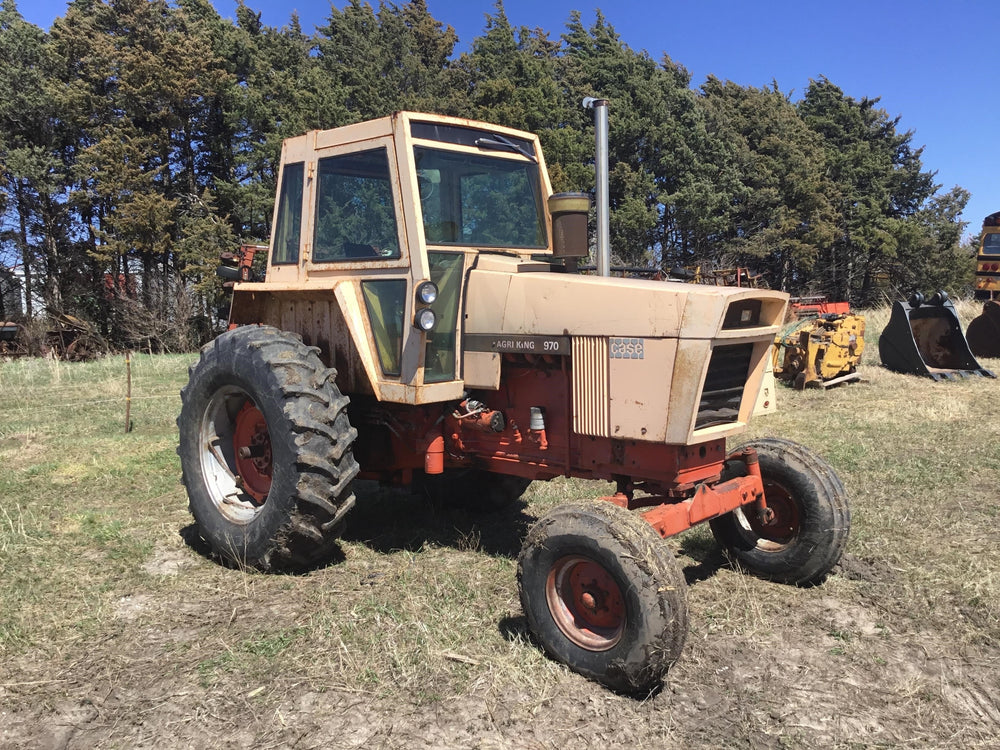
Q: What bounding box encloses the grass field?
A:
[2,303,999,748]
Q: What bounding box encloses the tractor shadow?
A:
[676,532,730,585]
[340,480,535,560]
[180,483,731,582]
[177,479,532,575]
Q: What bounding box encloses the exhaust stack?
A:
[583,97,610,277]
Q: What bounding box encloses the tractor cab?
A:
[231,113,558,402]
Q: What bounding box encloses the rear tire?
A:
[177,325,359,570]
[709,438,850,585]
[518,501,688,696]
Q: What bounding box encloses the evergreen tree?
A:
[0,0,978,349]
[798,78,938,303]
[700,77,837,292]
[0,0,62,316]
[895,185,971,296]
[454,2,583,194]
[316,0,456,120]
[210,2,344,241]
[561,12,719,268]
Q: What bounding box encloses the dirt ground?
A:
[2,489,998,750]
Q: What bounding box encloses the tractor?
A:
[177,110,850,695]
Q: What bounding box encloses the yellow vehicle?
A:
[973,211,1000,300]
[772,300,865,389]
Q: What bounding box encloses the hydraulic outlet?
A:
[529,406,548,450]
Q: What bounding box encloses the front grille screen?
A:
[696,343,753,429]
[723,299,762,329]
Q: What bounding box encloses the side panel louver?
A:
[572,336,610,437]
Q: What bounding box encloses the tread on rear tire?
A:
[177,325,359,570]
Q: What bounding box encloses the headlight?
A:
[417,281,438,305]
[415,307,437,331]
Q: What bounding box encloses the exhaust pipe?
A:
[583,97,610,277]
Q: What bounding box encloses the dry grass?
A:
[2,308,1000,748]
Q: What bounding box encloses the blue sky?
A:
[19,0,998,240]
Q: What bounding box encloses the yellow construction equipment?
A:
[772,299,865,389]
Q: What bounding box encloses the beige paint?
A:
[462,262,786,443]
[609,337,678,442]
[464,266,786,339]
[463,350,501,390]
[234,111,789,446]
[753,356,778,417]
[246,113,560,402]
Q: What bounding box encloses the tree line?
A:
[0,0,975,351]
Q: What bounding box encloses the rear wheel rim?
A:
[199,385,272,523]
[545,555,625,651]
[233,401,273,502]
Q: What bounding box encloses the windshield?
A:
[414,147,547,249]
[982,232,1000,256]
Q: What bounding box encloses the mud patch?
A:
[837,551,895,583]
[141,545,191,576]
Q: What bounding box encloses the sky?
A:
[19,0,999,240]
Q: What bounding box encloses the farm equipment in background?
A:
[177,109,850,696]
[693,266,765,288]
[0,320,26,357]
[965,300,1000,359]
[771,298,865,389]
[972,210,1000,300]
[216,244,266,324]
[44,313,102,361]
[0,313,102,360]
[664,264,765,288]
[217,244,266,288]
[878,291,994,380]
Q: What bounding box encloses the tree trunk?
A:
[15,179,33,319]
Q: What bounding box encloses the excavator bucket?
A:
[878,292,994,380]
[966,300,1000,358]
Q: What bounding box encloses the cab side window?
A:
[313,148,401,262]
[271,161,304,265]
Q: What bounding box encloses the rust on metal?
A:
[545,555,625,651]
[233,402,272,503]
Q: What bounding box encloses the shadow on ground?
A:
[677,532,729,585]
[178,522,347,574]
[180,478,735,585]
[341,480,536,560]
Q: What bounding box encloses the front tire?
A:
[709,438,850,585]
[177,326,359,570]
[517,501,688,696]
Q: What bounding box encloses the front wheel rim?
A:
[198,385,272,524]
[545,555,626,651]
[739,481,800,551]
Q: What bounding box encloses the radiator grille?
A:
[696,343,753,429]
[572,336,610,437]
